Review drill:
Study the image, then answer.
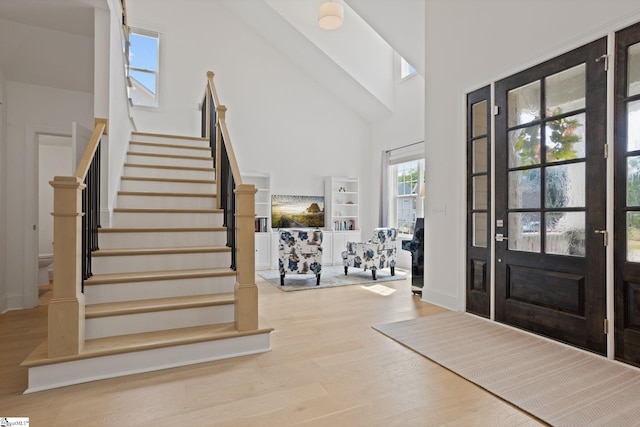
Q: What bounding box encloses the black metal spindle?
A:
[80,139,102,291]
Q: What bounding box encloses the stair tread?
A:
[121,176,215,184]
[132,131,207,142]
[21,324,273,367]
[124,162,215,172]
[85,293,235,318]
[127,151,212,161]
[118,190,216,198]
[93,246,232,256]
[99,226,226,233]
[113,207,222,213]
[84,267,235,285]
[130,141,211,151]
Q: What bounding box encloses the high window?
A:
[400,56,417,80]
[128,27,159,107]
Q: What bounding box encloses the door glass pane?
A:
[508,81,541,127]
[545,64,586,116]
[629,42,640,97]
[628,212,640,262]
[473,176,488,209]
[473,138,488,173]
[545,163,585,208]
[509,169,540,209]
[508,212,541,253]
[545,113,586,162]
[628,156,640,206]
[545,212,585,257]
[509,125,541,167]
[473,213,488,248]
[628,100,640,152]
[472,101,488,137]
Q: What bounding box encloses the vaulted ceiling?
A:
[0,0,424,120]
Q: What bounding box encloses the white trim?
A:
[25,125,72,310]
[606,32,616,359]
[24,332,271,393]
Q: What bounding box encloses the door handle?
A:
[595,229,608,246]
[495,233,508,242]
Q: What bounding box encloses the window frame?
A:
[128,26,160,108]
[391,158,425,235]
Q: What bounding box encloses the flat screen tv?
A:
[271,195,325,229]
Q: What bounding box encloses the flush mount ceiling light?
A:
[318,1,344,30]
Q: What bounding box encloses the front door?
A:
[495,38,608,354]
[614,22,640,366]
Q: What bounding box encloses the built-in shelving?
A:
[242,172,270,233]
[326,176,359,231]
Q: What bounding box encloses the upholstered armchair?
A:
[341,228,397,280]
[278,229,323,286]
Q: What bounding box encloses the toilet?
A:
[38,254,54,285]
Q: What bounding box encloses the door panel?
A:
[615,21,640,366]
[495,38,607,354]
[466,86,491,317]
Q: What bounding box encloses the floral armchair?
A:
[341,228,397,280]
[278,229,323,286]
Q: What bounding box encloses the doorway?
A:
[493,38,608,354]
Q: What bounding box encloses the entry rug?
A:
[374,311,640,427]
[259,265,406,291]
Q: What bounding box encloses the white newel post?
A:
[234,183,258,331]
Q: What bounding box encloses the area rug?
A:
[258,265,406,291]
[374,311,640,427]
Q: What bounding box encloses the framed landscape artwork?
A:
[271,195,325,229]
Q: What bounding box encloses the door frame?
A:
[466,34,617,358]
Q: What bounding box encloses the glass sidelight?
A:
[506,65,587,257]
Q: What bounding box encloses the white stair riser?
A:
[112,211,223,227]
[92,251,231,274]
[130,142,211,157]
[84,275,236,304]
[132,134,209,147]
[120,179,216,194]
[85,304,235,339]
[117,194,216,210]
[24,333,271,393]
[126,153,213,169]
[99,230,227,249]
[124,165,215,181]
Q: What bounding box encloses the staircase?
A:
[21,131,272,393]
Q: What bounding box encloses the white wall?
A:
[104,0,134,226]
[126,0,371,207]
[423,0,640,311]
[4,82,92,310]
[369,54,425,267]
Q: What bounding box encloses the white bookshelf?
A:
[326,176,359,232]
[242,172,271,233]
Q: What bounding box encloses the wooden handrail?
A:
[75,118,107,180]
[201,71,258,331]
[217,108,243,186]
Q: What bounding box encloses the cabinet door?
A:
[255,233,271,270]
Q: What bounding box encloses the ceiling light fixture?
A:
[318,1,344,30]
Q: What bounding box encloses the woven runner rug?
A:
[374,311,640,427]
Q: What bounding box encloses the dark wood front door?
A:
[495,38,608,354]
[614,22,640,366]
[466,86,491,317]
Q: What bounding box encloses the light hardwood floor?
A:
[1,275,546,426]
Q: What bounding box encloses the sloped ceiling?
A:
[0,0,425,120]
